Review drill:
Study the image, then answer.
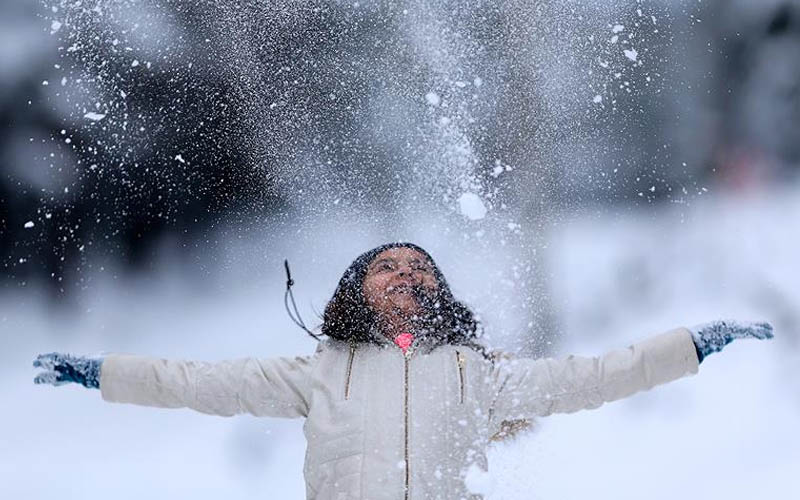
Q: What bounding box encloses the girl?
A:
[34,242,773,500]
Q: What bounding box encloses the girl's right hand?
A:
[33,353,103,389]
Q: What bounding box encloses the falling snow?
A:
[1,0,796,498]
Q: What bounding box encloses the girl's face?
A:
[362,247,439,321]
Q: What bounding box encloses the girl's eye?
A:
[376,262,394,272]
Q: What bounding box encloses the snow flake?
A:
[24,221,34,229]
[458,192,487,221]
[84,112,106,121]
[624,49,638,62]
[425,92,441,106]
[50,21,62,34]
[131,60,140,67]
[593,95,603,104]
[612,24,624,33]
[175,154,186,164]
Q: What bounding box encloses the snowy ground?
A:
[487,183,800,499]
[1,183,798,499]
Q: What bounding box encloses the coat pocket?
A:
[455,350,466,404]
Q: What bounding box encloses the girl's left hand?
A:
[690,320,774,362]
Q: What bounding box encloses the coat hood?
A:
[321,242,484,353]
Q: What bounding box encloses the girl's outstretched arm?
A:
[34,352,316,419]
[489,321,772,426]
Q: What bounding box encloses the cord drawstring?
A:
[284,259,321,341]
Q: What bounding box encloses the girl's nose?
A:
[396,264,413,277]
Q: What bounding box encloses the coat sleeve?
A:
[488,327,699,427]
[99,354,315,418]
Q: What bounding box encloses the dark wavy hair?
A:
[322,243,485,352]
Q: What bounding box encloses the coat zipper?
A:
[344,343,356,400]
[455,350,466,404]
[403,349,411,500]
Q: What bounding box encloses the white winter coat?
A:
[100,327,699,499]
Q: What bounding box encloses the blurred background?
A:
[1,0,798,498]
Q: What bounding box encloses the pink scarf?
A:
[394,332,414,354]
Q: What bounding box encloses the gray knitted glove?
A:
[33,352,103,389]
[690,320,773,363]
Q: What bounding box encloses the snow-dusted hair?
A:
[322,242,484,352]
